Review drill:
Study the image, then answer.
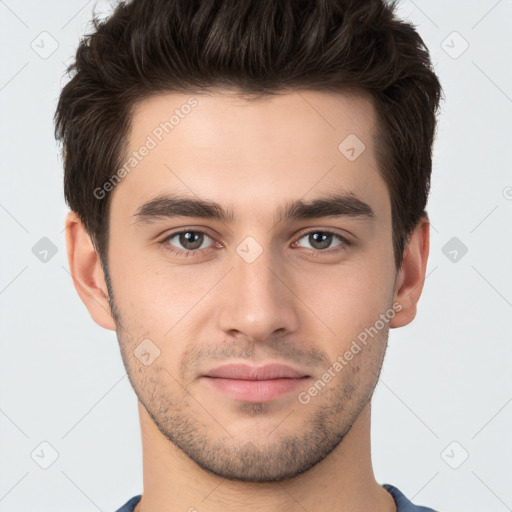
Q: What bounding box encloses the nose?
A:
[217,242,300,342]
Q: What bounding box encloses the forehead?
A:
[129,88,377,153]
[110,89,389,223]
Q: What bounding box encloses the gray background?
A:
[1,1,511,510]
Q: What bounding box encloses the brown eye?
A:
[295,231,348,251]
[162,230,214,254]
[177,231,204,250]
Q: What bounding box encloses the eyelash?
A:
[159,229,352,258]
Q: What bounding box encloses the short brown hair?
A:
[54,0,443,271]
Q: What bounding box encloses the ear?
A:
[390,216,430,328]
[64,211,116,331]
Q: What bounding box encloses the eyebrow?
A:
[132,192,376,226]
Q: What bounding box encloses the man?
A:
[55,0,443,510]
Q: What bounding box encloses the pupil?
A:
[310,232,331,250]
[180,231,203,250]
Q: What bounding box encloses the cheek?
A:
[300,252,394,340]
[108,245,219,338]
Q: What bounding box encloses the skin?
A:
[65,89,429,512]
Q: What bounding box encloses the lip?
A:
[204,363,309,380]
[202,363,311,402]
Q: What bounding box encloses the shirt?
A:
[114,483,440,511]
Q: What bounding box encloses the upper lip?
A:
[203,363,309,380]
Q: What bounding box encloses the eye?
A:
[161,230,216,256]
[159,228,351,258]
[292,230,351,253]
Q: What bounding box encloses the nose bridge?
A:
[217,235,299,339]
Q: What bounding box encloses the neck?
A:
[133,401,396,512]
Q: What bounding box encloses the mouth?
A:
[201,363,311,402]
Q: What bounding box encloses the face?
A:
[104,89,398,482]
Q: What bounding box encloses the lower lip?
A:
[202,377,309,402]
